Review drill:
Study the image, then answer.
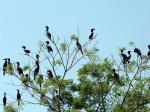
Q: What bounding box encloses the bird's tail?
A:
[18,100,20,105]
[80,49,83,55]
[3,69,6,75]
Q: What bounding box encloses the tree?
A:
[2,27,150,112]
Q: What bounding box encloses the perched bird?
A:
[34,55,40,80]
[126,51,132,63]
[147,45,150,57]
[134,48,142,59]
[3,92,7,106]
[112,69,121,85]
[76,38,83,55]
[16,62,24,76]
[45,26,51,40]
[46,41,53,53]
[7,58,13,75]
[47,69,53,79]
[120,50,128,64]
[22,46,30,55]
[55,90,64,104]
[89,28,95,40]
[3,58,8,75]
[22,74,29,87]
[17,89,21,105]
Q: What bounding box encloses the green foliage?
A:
[4,104,19,112]
[23,65,30,71]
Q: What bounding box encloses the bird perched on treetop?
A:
[45,26,51,40]
[34,55,40,80]
[3,58,8,75]
[22,46,30,55]
[76,38,83,55]
[112,69,121,85]
[89,28,96,40]
[127,51,131,62]
[120,50,128,64]
[3,92,7,106]
[47,69,53,79]
[46,41,53,53]
[16,62,24,76]
[7,58,13,75]
[17,89,21,105]
[134,48,142,59]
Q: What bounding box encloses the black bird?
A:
[3,58,8,75]
[120,50,128,64]
[147,45,150,57]
[17,89,21,105]
[55,90,64,104]
[112,69,121,85]
[16,62,24,76]
[127,51,131,62]
[46,41,53,53]
[89,28,95,40]
[134,48,142,59]
[47,69,53,79]
[7,58,13,75]
[34,55,40,80]
[22,46,30,55]
[45,26,51,40]
[76,38,83,55]
[3,92,7,106]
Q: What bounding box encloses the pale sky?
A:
[0,0,150,112]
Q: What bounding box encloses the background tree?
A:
[2,28,150,112]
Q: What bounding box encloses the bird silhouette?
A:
[16,62,24,76]
[17,89,21,105]
[47,69,53,79]
[55,90,64,104]
[89,28,95,40]
[112,69,121,85]
[3,92,7,106]
[76,38,83,55]
[45,26,51,40]
[120,50,128,64]
[22,46,30,55]
[34,55,40,80]
[46,41,53,53]
[7,58,13,75]
[126,51,131,62]
[147,45,150,57]
[3,58,8,75]
[134,48,142,59]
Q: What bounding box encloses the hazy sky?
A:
[0,0,150,112]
